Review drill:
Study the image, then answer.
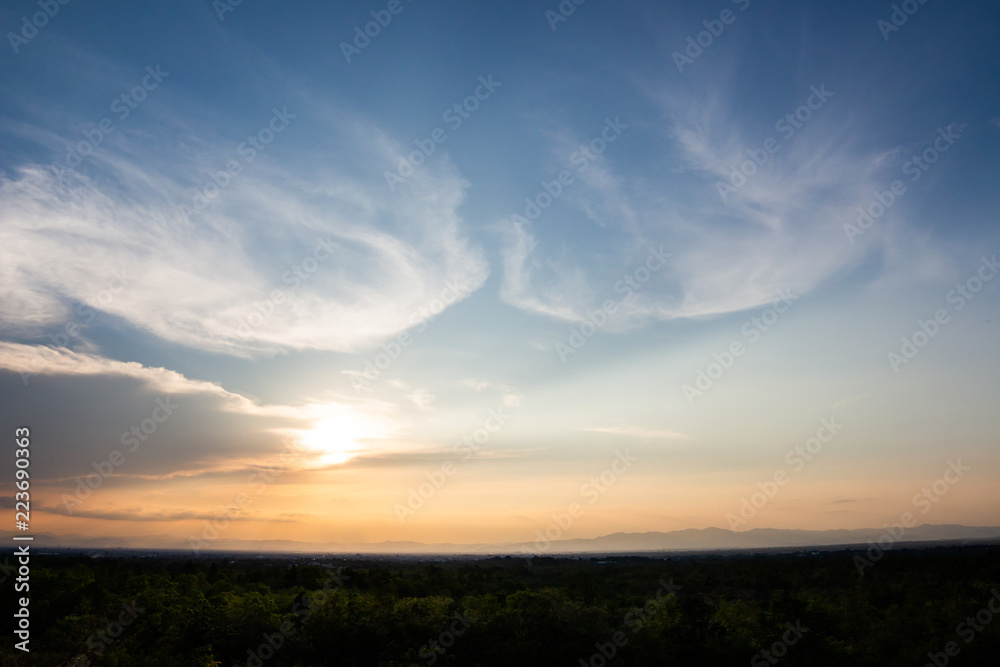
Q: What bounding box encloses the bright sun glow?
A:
[297,411,385,465]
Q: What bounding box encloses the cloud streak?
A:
[498,75,942,328]
[0,86,489,358]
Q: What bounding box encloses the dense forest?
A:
[4,545,1000,666]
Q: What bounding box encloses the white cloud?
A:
[407,389,435,410]
[0,341,398,473]
[498,80,939,327]
[500,222,584,322]
[0,112,489,358]
[458,378,491,392]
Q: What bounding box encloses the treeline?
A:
[3,545,1000,666]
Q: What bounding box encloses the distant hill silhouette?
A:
[9,523,1000,554]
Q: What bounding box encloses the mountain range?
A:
[8,524,1000,555]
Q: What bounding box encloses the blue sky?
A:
[1,0,998,547]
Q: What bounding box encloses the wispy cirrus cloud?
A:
[0,52,489,358]
[499,71,956,329]
[37,503,286,523]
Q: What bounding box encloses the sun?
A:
[298,414,374,465]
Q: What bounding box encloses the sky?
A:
[0,0,998,550]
